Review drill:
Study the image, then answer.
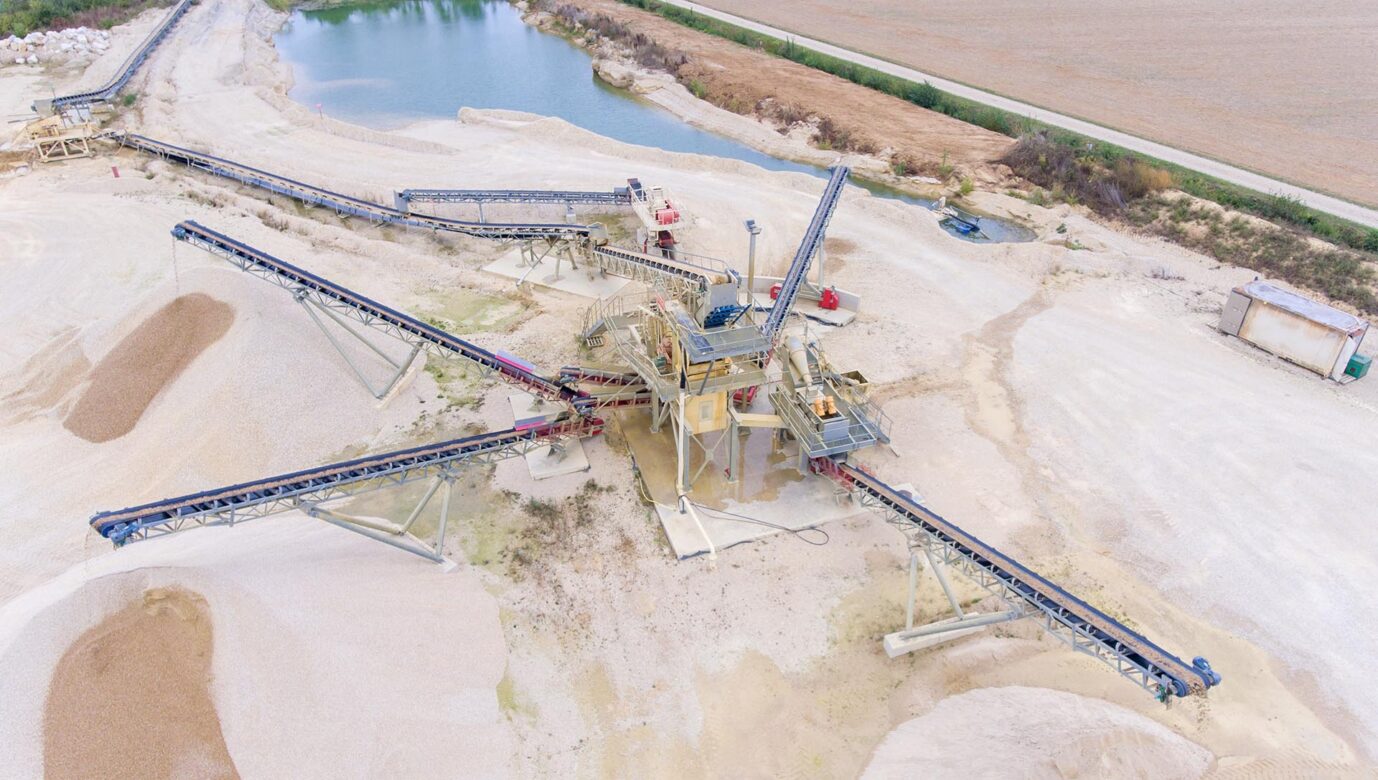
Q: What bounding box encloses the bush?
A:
[1,0,171,37]
[1112,158,1173,199]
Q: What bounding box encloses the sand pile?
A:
[863,686,1212,779]
[43,587,238,779]
[64,294,234,443]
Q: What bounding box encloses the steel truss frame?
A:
[99,421,591,548]
[852,488,1194,700]
[399,189,628,206]
[122,135,592,242]
[173,221,582,408]
[44,0,193,112]
[591,246,721,297]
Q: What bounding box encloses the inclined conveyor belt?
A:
[90,417,600,546]
[172,220,586,408]
[833,461,1220,700]
[43,0,194,111]
[762,165,849,342]
[399,188,629,205]
[591,245,729,289]
[121,134,593,241]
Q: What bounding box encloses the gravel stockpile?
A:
[64,293,234,443]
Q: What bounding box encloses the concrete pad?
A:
[505,392,591,480]
[524,437,591,480]
[883,613,991,657]
[750,291,857,327]
[506,392,564,430]
[653,476,860,559]
[484,247,630,299]
[614,405,865,558]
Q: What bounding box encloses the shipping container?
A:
[1218,281,1369,380]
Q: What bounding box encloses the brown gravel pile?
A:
[64,293,234,443]
[43,588,239,779]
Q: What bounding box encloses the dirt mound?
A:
[863,686,1212,779]
[63,294,234,443]
[43,587,238,779]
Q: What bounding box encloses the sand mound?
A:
[43,587,238,780]
[863,686,1212,780]
[64,294,234,443]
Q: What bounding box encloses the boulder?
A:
[592,59,635,89]
[25,54,38,64]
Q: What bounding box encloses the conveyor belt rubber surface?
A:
[171,220,585,408]
[399,188,628,205]
[91,417,600,545]
[122,135,592,241]
[44,0,193,111]
[833,461,1220,699]
[762,165,849,342]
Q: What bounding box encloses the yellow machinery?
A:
[25,115,101,163]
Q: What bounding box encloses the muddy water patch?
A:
[43,587,239,780]
[63,294,234,443]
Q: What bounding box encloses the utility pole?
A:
[744,218,761,301]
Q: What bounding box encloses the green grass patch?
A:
[1,0,171,37]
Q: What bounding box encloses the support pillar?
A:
[725,416,742,483]
[883,539,1026,657]
[675,394,690,496]
[297,292,422,400]
[302,472,456,563]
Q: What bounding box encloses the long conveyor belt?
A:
[90,417,600,545]
[41,0,194,112]
[829,460,1220,700]
[122,134,594,241]
[762,165,849,342]
[398,188,629,206]
[172,220,587,408]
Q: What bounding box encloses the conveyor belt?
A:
[172,220,587,409]
[118,135,734,294]
[829,461,1220,700]
[591,245,731,290]
[42,0,194,112]
[560,365,644,385]
[90,417,599,546]
[121,134,594,242]
[398,188,629,206]
[762,165,848,342]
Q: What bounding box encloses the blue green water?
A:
[274,0,1031,241]
[275,0,819,175]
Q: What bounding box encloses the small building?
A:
[1219,281,1369,380]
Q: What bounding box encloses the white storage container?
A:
[1218,281,1369,380]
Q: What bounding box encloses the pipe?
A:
[893,609,1024,641]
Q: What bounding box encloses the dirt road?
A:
[684,0,1378,220]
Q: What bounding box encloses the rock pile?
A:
[1,27,112,67]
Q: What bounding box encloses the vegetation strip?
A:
[605,0,1378,313]
[1,0,172,37]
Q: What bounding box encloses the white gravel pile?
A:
[1,26,112,67]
